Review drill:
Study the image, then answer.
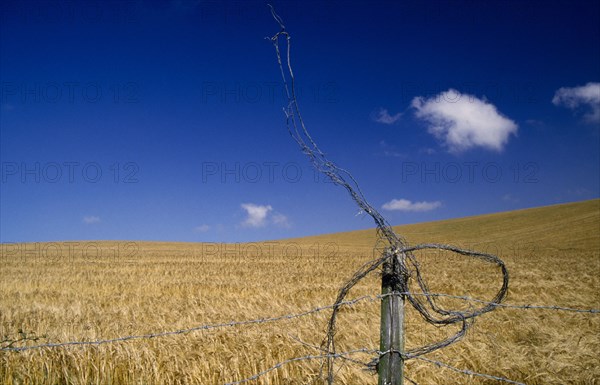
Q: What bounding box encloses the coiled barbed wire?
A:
[267,5,509,384]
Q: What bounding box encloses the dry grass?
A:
[1,199,599,384]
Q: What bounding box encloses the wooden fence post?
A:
[379,254,405,385]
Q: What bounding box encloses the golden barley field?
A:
[1,199,599,385]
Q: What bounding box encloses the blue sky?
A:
[1,0,599,243]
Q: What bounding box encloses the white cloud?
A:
[552,82,600,123]
[240,203,291,229]
[272,213,291,228]
[373,108,402,125]
[83,216,100,224]
[193,224,210,233]
[240,203,273,228]
[412,89,518,153]
[382,199,441,212]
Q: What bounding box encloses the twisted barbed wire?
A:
[1,7,596,385]
[267,5,510,383]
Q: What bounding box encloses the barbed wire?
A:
[0,295,380,352]
[2,295,596,385]
[2,8,596,385]
[224,348,374,385]
[2,291,597,353]
[226,342,529,385]
[287,334,371,369]
[413,356,528,385]
[265,5,515,383]
[264,4,598,383]
[405,292,600,314]
[225,342,530,385]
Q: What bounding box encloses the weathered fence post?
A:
[379,252,405,385]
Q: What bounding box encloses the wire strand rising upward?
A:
[267,5,509,384]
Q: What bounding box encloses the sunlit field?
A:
[1,199,598,385]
